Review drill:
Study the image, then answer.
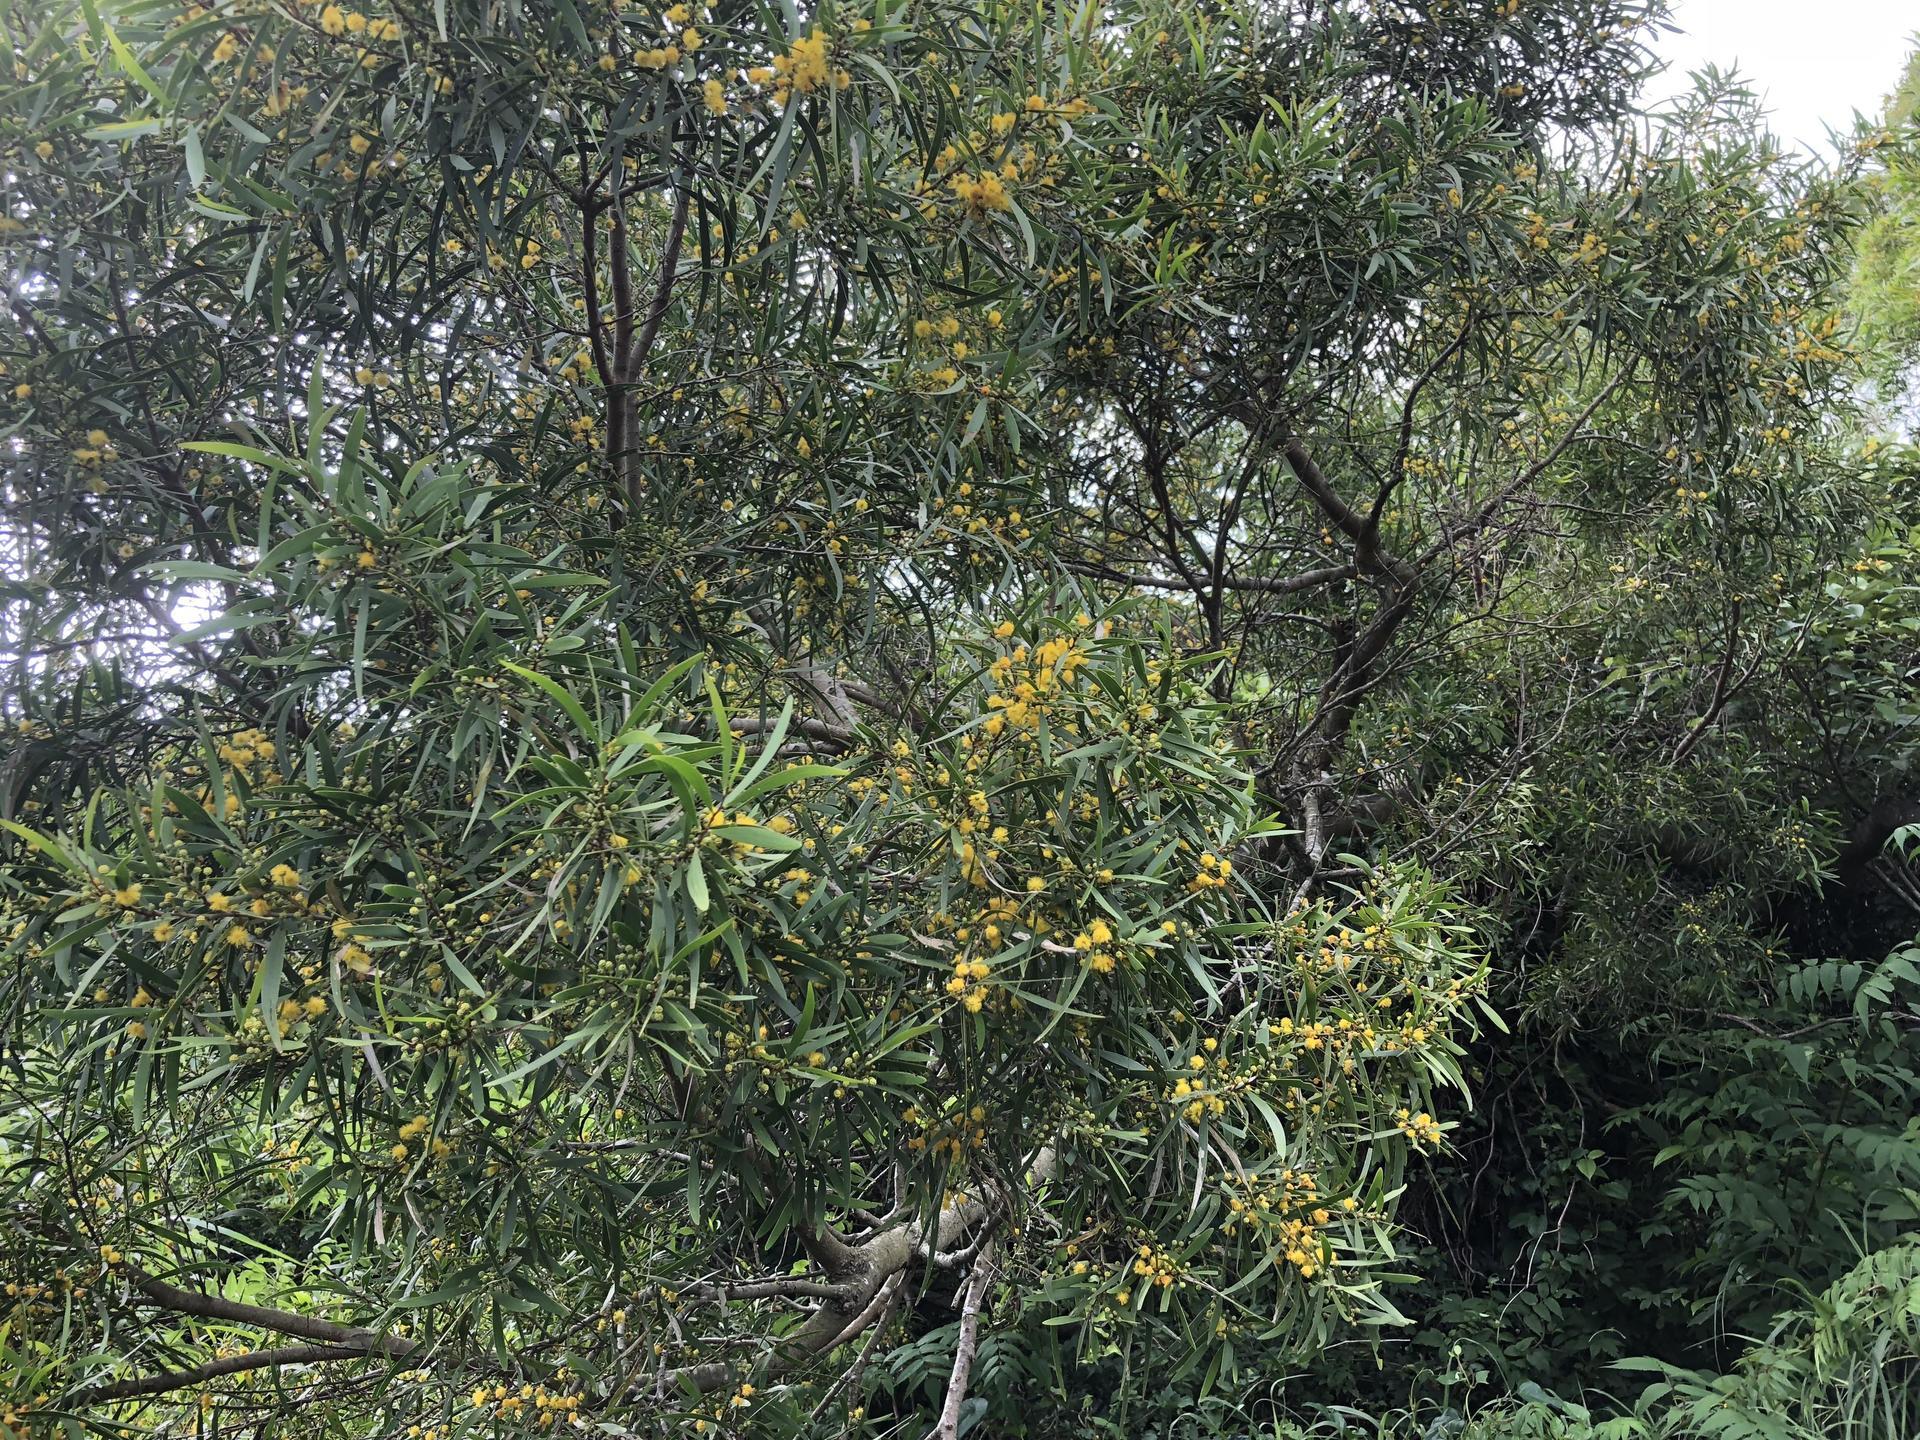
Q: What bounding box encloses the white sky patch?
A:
[1647,0,1918,155]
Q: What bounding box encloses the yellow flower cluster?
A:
[469,1379,584,1427]
[701,806,781,852]
[1396,1107,1442,1147]
[981,631,1085,738]
[945,952,992,1011]
[317,5,398,40]
[216,727,280,778]
[902,1102,988,1162]
[752,29,847,106]
[1187,850,1230,893]
[952,171,1013,216]
[1073,917,1118,975]
[69,429,118,482]
[333,914,375,978]
[1129,1241,1180,1291]
[1220,1172,1353,1279]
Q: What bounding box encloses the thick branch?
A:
[808,1273,906,1421]
[652,1148,1055,1399]
[67,1344,364,1408]
[932,1244,997,1440]
[578,148,620,479]
[627,177,690,381]
[615,150,691,507]
[686,1275,854,1304]
[1284,439,1411,585]
[1143,446,1215,623]
[729,714,855,752]
[127,1270,418,1360]
[1671,598,1750,765]
[607,143,638,370]
[1063,559,1358,596]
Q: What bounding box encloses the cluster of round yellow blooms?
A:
[261,1130,313,1178]
[929,477,1030,553]
[1396,1107,1443,1148]
[469,1378,585,1427]
[333,912,376,977]
[1128,1240,1181,1292]
[593,1305,628,1334]
[210,29,254,63]
[945,950,993,1011]
[631,38,683,70]
[5,1266,92,1309]
[1264,917,1472,1072]
[1567,227,1610,268]
[952,170,1014,216]
[1785,312,1845,365]
[936,893,1020,972]
[980,627,1086,739]
[0,1395,50,1440]
[391,1112,451,1166]
[746,27,848,105]
[901,82,1083,230]
[69,428,118,491]
[902,1102,988,1162]
[1220,1171,1357,1275]
[699,806,788,855]
[548,349,594,385]
[913,311,964,343]
[683,1380,756,1432]
[1169,1047,1232,1124]
[318,5,400,40]
[274,992,327,1034]
[4,1262,107,1430]
[1071,916,1120,974]
[907,308,974,386]
[214,726,280,779]
[1186,850,1231,894]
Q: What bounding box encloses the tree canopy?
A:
[2,1,1919,1437]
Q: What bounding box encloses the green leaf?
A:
[501,662,599,743]
[101,20,165,103]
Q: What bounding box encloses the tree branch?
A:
[1419,369,1628,565]
[126,1270,418,1360]
[616,144,691,507]
[1284,439,1411,585]
[1671,597,1750,764]
[932,1242,997,1440]
[647,1148,1055,1399]
[67,1344,366,1408]
[1371,310,1477,535]
[1062,559,1358,596]
[685,1275,855,1304]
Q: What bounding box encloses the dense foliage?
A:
[1,0,1917,1436]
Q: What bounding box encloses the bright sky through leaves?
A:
[1652,0,1917,153]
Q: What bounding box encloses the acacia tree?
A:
[0,0,1899,1435]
